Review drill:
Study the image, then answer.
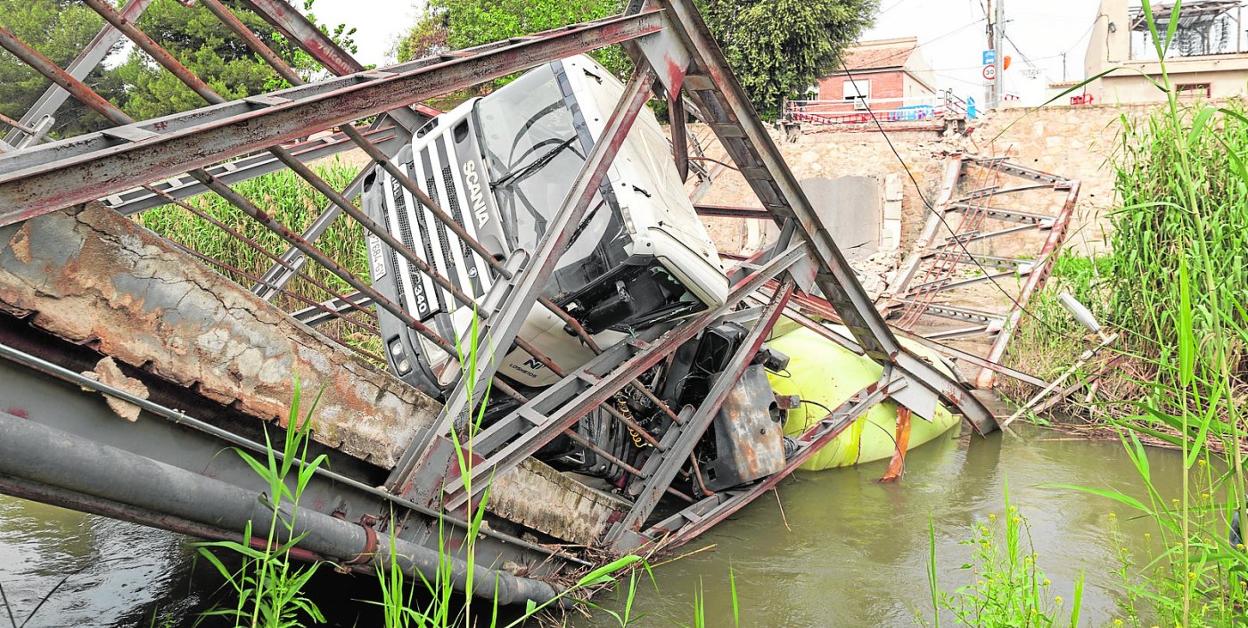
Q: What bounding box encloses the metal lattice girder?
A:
[384,60,662,499]
[655,0,996,433]
[605,277,796,551]
[2,0,153,148]
[884,153,1078,389]
[0,10,664,227]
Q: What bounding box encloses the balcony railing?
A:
[783,91,974,126]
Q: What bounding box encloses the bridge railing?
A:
[784,90,975,125]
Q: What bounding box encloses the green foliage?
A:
[111,0,356,121]
[395,0,629,83]
[928,485,1083,627]
[195,380,329,627]
[0,0,356,134]
[1048,3,1248,625]
[0,0,119,137]
[698,0,878,119]
[396,0,876,119]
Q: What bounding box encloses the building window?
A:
[1175,83,1211,98]
[843,78,871,109]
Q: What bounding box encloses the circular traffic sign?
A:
[982,64,997,81]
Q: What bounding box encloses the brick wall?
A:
[815,70,906,102]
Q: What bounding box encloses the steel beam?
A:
[0,10,664,227]
[658,0,996,433]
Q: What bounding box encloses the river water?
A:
[0,425,1180,627]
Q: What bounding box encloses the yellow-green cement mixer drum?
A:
[765,324,961,471]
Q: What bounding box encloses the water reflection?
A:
[580,426,1181,626]
[0,426,1182,626]
[0,497,200,627]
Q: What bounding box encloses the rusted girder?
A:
[0,10,664,226]
[0,203,624,545]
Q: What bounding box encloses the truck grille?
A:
[376,134,493,323]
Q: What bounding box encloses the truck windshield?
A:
[473,64,598,253]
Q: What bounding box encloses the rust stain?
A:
[879,406,912,483]
[0,203,622,544]
[7,223,31,264]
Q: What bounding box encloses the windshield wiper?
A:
[491,136,580,190]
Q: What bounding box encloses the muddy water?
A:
[0,426,1180,627]
[0,497,207,626]
[579,426,1181,626]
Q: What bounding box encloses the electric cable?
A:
[837,62,1080,340]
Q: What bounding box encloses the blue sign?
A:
[982,50,996,65]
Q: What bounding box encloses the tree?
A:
[699,0,878,119]
[111,0,357,121]
[395,0,628,79]
[0,0,121,139]
[0,0,356,138]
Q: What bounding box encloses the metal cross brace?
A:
[384,60,661,500]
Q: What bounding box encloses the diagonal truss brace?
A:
[384,60,661,499]
[657,0,996,433]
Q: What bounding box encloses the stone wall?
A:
[694,101,1170,256]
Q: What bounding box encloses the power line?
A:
[849,18,987,69]
[837,62,1078,340]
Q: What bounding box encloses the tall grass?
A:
[1049,1,1248,624]
[927,483,1083,627]
[138,161,366,299]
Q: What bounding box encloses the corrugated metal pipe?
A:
[0,410,564,606]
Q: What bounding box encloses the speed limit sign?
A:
[982,64,997,81]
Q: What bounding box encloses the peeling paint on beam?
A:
[0,204,621,544]
[0,11,663,227]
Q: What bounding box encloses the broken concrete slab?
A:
[0,203,620,544]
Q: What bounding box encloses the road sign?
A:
[982,64,998,81]
[982,50,996,65]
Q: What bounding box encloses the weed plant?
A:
[927,483,1083,627]
[195,381,329,626]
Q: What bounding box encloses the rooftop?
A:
[840,37,920,71]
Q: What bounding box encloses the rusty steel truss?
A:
[883,155,1079,389]
[0,0,998,603]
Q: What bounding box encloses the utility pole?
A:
[985,0,1005,108]
[1061,52,1067,82]
[993,0,1005,107]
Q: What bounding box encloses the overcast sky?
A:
[312,0,1103,105]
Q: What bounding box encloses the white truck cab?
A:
[363,55,728,396]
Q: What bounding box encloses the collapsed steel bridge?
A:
[0,0,999,604]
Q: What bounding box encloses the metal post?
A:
[994,0,1005,107]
